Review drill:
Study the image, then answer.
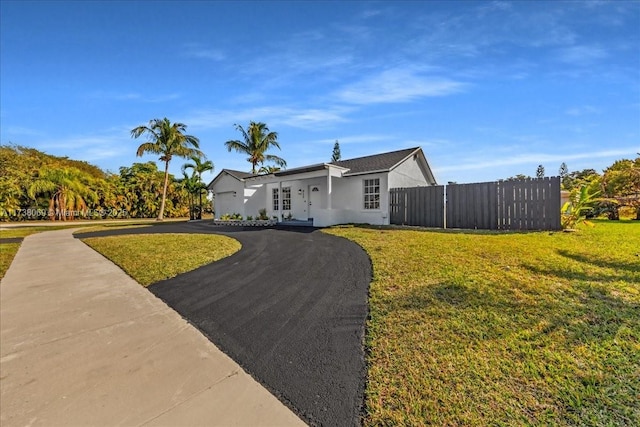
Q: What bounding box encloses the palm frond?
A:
[136,142,162,157]
[225,139,249,153]
[264,154,287,168]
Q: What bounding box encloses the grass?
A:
[0,243,21,280]
[82,233,241,286]
[324,220,640,426]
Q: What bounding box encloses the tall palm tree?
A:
[131,118,202,220]
[182,155,214,219]
[224,121,286,174]
[180,172,201,220]
[28,167,97,221]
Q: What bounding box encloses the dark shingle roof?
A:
[274,164,326,177]
[223,169,256,180]
[330,147,419,175]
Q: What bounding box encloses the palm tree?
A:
[28,167,97,221]
[257,165,281,174]
[180,172,200,220]
[182,155,214,219]
[131,118,202,220]
[224,121,286,174]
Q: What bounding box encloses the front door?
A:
[308,184,321,220]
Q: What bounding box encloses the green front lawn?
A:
[82,233,241,286]
[325,221,639,426]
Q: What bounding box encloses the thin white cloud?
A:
[183,105,352,131]
[88,91,181,103]
[310,134,395,145]
[565,105,601,116]
[360,9,383,19]
[183,43,225,60]
[435,148,638,173]
[5,126,44,137]
[557,45,607,65]
[336,68,465,104]
[401,138,449,148]
[23,125,136,163]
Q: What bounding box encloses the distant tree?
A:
[118,162,189,218]
[180,172,200,220]
[563,168,599,191]
[118,162,164,218]
[559,162,569,189]
[28,167,97,221]
[131,118,202,220]
[225,121,286,174]
[506,174,531,181]
[559,162,568,177]
[182,155,214,220]
[601,156,640,220]
[331,140,341,162]
[536,164,545,179]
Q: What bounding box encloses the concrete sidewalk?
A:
[0,229,305,426]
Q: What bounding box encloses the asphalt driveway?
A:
[75,222,371,426]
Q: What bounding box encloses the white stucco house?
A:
[207,147,437,227]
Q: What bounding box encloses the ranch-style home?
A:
[208,146,437,227]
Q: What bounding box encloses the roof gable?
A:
[224,169,255,180]
[207,168,256,190]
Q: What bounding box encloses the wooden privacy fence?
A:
[390,177,561,231]
[390,185,445,228]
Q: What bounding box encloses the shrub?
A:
[561,185,600,229]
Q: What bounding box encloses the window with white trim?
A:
[363,178,380,209]
[273,188,279,211]
[282,187,291,210]
[273,187,291,210]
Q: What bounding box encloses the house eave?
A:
[342,168,390,177]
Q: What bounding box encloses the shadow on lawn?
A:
[556,249,640,276]
[522,258,638,284]
[389,278,639,347]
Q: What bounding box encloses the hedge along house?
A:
[207,147,437,227]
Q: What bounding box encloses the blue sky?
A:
[1,1,639,185]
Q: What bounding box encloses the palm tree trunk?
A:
[158,160,170,221]
[199,191,203,220]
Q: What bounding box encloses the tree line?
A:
[0,118,289,221]
[509,158,640,220]
[0,144,195,221]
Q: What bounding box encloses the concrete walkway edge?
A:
[0,228,305,426]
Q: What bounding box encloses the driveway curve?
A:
[75,222,371,427]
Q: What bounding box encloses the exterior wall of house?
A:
[212,174,245,218]
[325,172,390,226]
[244,182,267,218]
[388,155,432,188]
[264,177,327,220]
